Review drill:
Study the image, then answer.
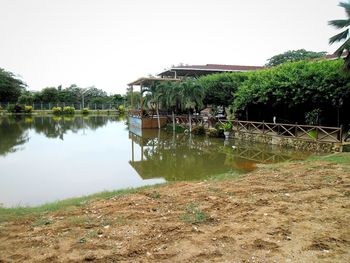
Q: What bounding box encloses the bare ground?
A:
[0,160,349,262]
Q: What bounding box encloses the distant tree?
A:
[329,1,350,71]
[17,91,34,104]
[40,87,59,103]
[0,68,26,102]
[265,49,327,67]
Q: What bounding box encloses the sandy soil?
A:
[0,160,349,262]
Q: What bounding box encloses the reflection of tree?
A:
[130,131,311,181]
[130,132,237,181]
[0,115,122,156]
[0,116,29,156]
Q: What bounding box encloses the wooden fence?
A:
[220,120,343,143]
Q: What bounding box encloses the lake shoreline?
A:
[0,153,349,262]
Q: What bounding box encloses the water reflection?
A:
[128,130,311,181]
[0,115,123,156]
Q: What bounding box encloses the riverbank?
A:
[0,154,349,262]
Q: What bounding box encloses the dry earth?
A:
[0,160,349,262]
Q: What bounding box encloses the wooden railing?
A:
[219,120,343,143]
[128,109,142,117]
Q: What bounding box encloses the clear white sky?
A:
[0,0,346,94]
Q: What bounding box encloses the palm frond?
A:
[335,37,350,56]
[328,19,350,29]
[329,29,349,44]
[339,1,350,17]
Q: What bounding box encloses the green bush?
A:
[63,106,75,114]
[164,123,186,133]
[220,122,232,132]
[118,105,125,113]
[191,125,206,135]
[52,106,62,115]
[82,108,89,115]
[7,104,24,113]
[24,105,33,114]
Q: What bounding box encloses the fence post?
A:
[49,103,51,110]
[339,125,343,142]
[262,120,265,134]
[295,122,298,137]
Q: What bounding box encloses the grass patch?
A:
[207,171,243,181]
[0,183,165,223]
[32,218,53,227]
[180,203,208,224]
[306,153,350,165]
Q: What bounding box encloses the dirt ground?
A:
[0,160,349,262]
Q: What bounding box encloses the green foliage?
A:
[199,72,247,107]
[63,106,75,115]
[265,49,327,67]
[220,122,232,131]
[118,105,125,113]
[24,105,33,114]
[305,109,322,125]
[191,125,206,135]
[7,104,24,113]
[0,68,26,102]
[82,108,90,115]
[328,1,350,70]
[232,59,350,124]
[52,106,62,115]
[180,203,208,224]
[164,123,186,133]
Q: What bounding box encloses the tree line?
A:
[0,69,124,107]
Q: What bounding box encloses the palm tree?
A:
[160,81,183,132]
[142,81,164,129]
[181,80,205,132]
[329,1,350,70]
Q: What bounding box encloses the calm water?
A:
[0,115,310,207]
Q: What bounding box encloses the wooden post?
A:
[339,125,343,142]
[140,84,143,117]
[130,85,134,110]
[295,122,298,137]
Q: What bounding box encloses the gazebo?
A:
[127,77,179,132]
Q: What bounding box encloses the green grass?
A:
[306,152,350,165]
[0,184,165,223]
[180,202,208,224]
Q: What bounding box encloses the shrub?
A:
[191,125,206,135]
[82,108,89,115]
[222,122,233,131]
[7,104,24,113]
[63,106,75,114]
[24,105,33,114]
[118,105,125,113]
[52,106,62,115]
[164,123,186,133]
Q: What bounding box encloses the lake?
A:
[0,115,310,207]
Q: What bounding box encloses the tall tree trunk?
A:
[156,105,160,129]
[172,110,175,132]
[189,111,192,133]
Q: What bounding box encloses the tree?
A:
[329,1,350,71]
[142,81,164,129]
[265,49,327,67]
[40,87,59,103]
[199,72,247,108]
[0,68,26,102]
[160,81,183,132]
[181,80,205,132]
